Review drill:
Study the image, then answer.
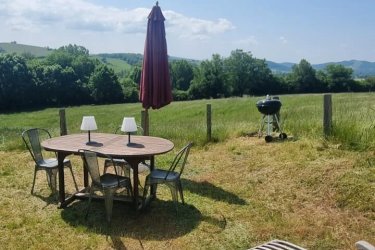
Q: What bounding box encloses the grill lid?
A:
[256,97,282,115]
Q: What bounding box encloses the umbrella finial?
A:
[156,1,159,6]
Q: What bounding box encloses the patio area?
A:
[0,135,374,249]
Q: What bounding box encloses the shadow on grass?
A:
[32,193,59,208]
[182,179,247,205]
[60,198,202,240]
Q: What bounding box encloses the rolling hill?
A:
[0,42,53,57]
[1,42,375,76]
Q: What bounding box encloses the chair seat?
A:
[36,158,70,169]
[137,162,150,173]
[100,173,131,189]
[149,169,179,182]
[105,159,150,174]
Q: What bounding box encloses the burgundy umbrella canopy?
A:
[139,2,172,110]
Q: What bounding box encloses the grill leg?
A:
[267,115,271,136]
[272,114,283,133]
[258,115,266,137]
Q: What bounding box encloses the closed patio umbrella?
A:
[140,1,172,110]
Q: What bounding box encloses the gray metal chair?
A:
[356,241,375,250]
[80,149,133,223]
[103,125,150,186]
[22,128,78,195]
[142,142,193,208]
[249,239,307,250]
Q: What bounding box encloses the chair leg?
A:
[177,180,185,204]
[67,165,79,191]
[142,182,150,203]
[31,167,38,194]
[103,188,115,223]
[86,186,95,219]
[46,168,58,194]
[171,184,178,202]
[167,183,179,210]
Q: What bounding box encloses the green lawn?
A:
[0,93,374,249]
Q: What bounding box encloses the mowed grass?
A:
[0,93,374,249]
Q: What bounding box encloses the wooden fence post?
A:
[323,94,332,137]
[59,108,67,136]
[207,104,212,141]
[141,109,149,136]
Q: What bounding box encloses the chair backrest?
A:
[22,128,52,164]
[79,150,121,187]
[80,150,102,186]
[166,142,193,179]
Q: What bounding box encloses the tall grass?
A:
[0,93,374,151]
[0,93,374,249]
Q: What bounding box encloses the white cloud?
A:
[279,36,288,44]
[0,0,149,33]
[0,0,234,38]
[165,11,234,40]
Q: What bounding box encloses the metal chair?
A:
[103,125,150,186]
[249,239,307,250]
[356,241,375,250]
[79,149,133,223]
[142,142,193,208]
[22,128,78,195]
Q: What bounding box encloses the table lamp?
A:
[80,116,98,145]
[121,117,137,146]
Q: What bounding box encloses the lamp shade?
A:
[80,116,98,131]
[121,117,137,133]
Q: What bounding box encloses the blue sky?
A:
[1,0,374,63]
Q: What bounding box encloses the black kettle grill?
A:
[256,95,287,142]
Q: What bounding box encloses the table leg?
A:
[149,156,156,198]
[58,152,80,208]
[125,158,141,210]
[57,152,71,207]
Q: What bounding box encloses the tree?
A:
[224,49,277,96]
[128,65,142,85]
[88,65,123,104]
[189,54,228,99]
[324,64,355,92]
[120,78,139,103]
[224,50,253,96]
[0,54,35,110]
[170,60,195,91]
[289,59,322,93]
[45,44,90,68]
[249,58,278,95]
[362,76,375,91]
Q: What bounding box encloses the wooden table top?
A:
[41,133,174,158]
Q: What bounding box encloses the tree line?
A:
[1,45,374,111]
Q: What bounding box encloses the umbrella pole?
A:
[141,109,149,136]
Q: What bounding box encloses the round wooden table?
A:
[42,133,174,209]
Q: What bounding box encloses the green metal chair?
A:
[79,149,133,223]
[142,142,193,208]
[22,128,78,195]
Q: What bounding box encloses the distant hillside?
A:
[0,42,53,57]
[2,42,375,77]
[266,61,294,74]
[313,60,375,77]
[267,60,375,77]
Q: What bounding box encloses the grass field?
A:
[0,42,53,57]
[0,93,374,249]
